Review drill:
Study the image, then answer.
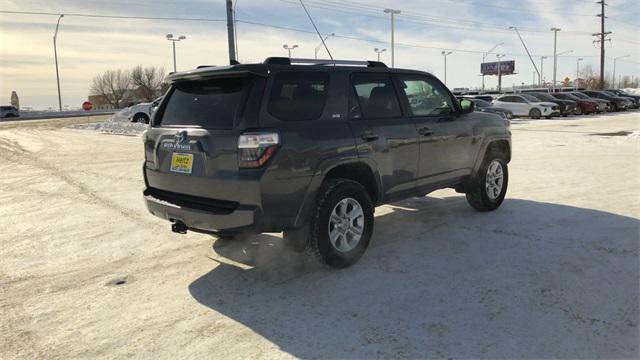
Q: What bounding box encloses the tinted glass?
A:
[351,74,401,118]
[521,94,539,102]
[268,72,329,121]
[0,106,12,110]
[555,93,580,101]
[397,75,454,116]
[160,77,247,128]
[572,92,589,99]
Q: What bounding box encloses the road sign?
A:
[82,101,93,111]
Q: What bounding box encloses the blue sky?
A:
[1,0,638,109]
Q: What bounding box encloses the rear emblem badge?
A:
[175,131,187,144]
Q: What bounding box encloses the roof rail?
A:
[263,57,387,68]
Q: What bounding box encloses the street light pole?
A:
[384,8,401,68]
[613,55,630,88]
[314,33,334,59]
[166,34,186,72]
[441,51,452,86]
[540,56,547,86]
[53,14,64,112]
[374,48,387,62]
[575,58,583,90]
[550,27,561,92]
[482,42,503,93]
[283,44,298,58]
[553,49,573,89]
[496,54,505,92]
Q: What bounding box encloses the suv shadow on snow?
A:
[188,196,639,358]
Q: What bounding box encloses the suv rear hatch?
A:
[143,72,266,206]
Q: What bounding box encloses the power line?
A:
[0,10,225,22]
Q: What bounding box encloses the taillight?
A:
[504,119,511,128]
[238,132,280,168]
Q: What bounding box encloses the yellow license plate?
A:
[170,153,194,174]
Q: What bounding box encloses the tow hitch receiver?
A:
[171,221,188,234]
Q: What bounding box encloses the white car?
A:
[127,97,162,124]
[493,94,560,119]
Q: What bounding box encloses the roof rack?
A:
[263,57,387,68]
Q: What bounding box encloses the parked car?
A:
[570,91,611,112]
[493,94,559,119]
[580,91,631,111]
[604,90,639,109]
[527,92,577,117]
[142,57,512,268]
[552,92,598,115]
[467,98,514,119]
[0,105,20,118]
[128,97,163,124]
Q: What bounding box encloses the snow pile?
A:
[71,120,147,135]
[110,107,133,122]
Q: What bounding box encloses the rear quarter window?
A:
[268,71,329,121]
[158,77,248,129]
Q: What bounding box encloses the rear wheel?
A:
[529,108,541,119]
[466,150,508,211]
[306,178,374,268]
[574,106,583,115]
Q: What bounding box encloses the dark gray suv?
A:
[143,58,512,268]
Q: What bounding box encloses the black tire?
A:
[545,116,552,119]
[611,103,618,112]
[574,106,583,115]
[133,113,149,124]
[466,150,509,212]
[529,108,541,119]
[306,178,374,268]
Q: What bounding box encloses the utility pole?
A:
[550,27,561,92]
[540,56,547,86]
[593,1,611,89]
[496,54,505,92]
[441,51,452,86]
[384,8,401,68]
[576,58,583,89]
[226,0,237,64]
[53,14,64,112]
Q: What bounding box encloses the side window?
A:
[514,96,527,103]
[396,75,455,116]
[268,71,329,121]
[351,73,401,119]
[500,96,513,103]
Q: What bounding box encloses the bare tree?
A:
[90,69,131,108]
[131,65,166,101]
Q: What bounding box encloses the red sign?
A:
[82,101,93,111]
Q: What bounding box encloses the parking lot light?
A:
[374,47,387,62]
[384,8,401,68]
[166,34,187,72]
[283,44,298,58]
[441,51,452,86]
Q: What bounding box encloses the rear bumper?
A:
[144,188,258,232]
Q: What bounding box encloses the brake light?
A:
[238,132,280,168]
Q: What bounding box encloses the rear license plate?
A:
[170,153,193,174]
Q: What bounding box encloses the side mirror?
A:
[459,98,475,113]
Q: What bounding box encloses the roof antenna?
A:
[298,0,333,61]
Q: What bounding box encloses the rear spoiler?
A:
[165,66,267,83]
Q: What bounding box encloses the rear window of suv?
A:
[268,71,329,121]
[159,77,248,129]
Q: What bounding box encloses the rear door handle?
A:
[418,127,434,136]
[360,131,379,142]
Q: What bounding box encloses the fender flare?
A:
[291,156,382,228]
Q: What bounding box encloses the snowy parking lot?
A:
[1,112,638,359]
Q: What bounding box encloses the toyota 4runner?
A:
[143,57,512,268]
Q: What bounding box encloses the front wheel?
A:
[574,106,583,115]
[306,179,374,268]
[466,151,508,211]
[529,108,541,119]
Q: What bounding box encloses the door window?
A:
[268,71,329,121]
[396,75,455,116]
[350,74,402,119]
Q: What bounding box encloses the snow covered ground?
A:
[0,111,638,359]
